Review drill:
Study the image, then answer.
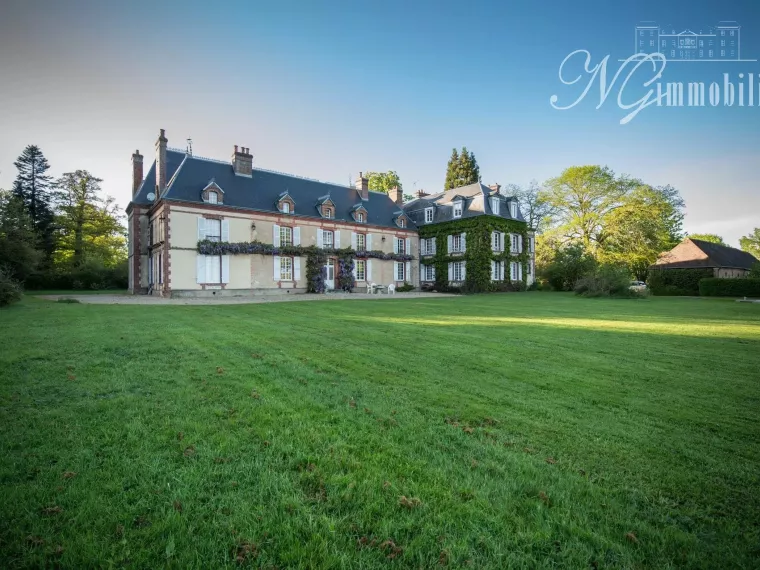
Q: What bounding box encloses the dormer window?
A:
[425,207,434,223]
[202,181,224,205]
[398,217,406,228]
[282,202,290,213]
[324,207,333,218]
[208,191,218,204]
[357,212,364,222]
[509,201,517,218]
[491,197,499,215]
[453,200,463,218]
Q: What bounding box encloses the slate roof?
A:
[402,181,526,226]
[653,238,759,270]
[130,150,415,230]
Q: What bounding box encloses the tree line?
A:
[0,145,127,300]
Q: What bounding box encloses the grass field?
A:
[1,294,759,568]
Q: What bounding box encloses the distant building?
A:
[651,238,758,278]
[634,21,741,61]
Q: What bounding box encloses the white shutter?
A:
[491,260,496,281]
[334,231,341,248]
[447,235,453,253]
[221,219,230,242]
[273,224,280,247]
[501,232,506,251]
[518,234,523,253]
[405,261,411,282]
[420,263,424,282]
[393,238,399,254]
[420,239,426,256]
[196,255,205,283]
[317,230,323,248]
[294,257,301,280]
[352,260,358,279]
[461,232,467,252]
[491,232,496,251]
[351,232,357,250]
[431,266,435,280]
[500,262,505,281]
[462,261,467,281]
[432,238,436,254]
[405,238,411,255]
[221,255,230,283]
[448,263,453,281]
[366,260,372,281]
[273,256,281,280]
[366,234,373,250]
[293,227,301,246]
[197,216,206,240]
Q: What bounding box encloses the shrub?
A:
[749,262,760,278]
[25,260,128,291]
[574,265,641,298]
[699,278,760,297]
[542,243,597,291]
[396,282,415,292]
[0,267,23,307]
[647,268,713,296]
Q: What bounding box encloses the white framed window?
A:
[492,231,503,252]
[721,49,725,57]
[356,259,366,281]
[649,40,654,47]
[453,200,463,218]
[425,207,434,223]
[356,233,366,251]
[204,218,221,242]
[422,237,435,255]
[510,261,519,281]
[721,40,725,47]
[324,207,332,218]
[509,201,517,218]
[206,255,222,283]
[208,191,218,204]
[511,233,519,252]
[730,30,735,36]
[721,30,725,36]
[280,257,293,280]
[281,201,290,213]
[492,260,503,281]
[661,40,666,47]
[398,217,406,228]
[453,261,464,281]
[323,230,334,248]
[708,50,713,58]
[357,212,364,222]
[527,261,532,276]
[452,234,462,252]
[424,264,435,281]
[280,226,293,247]
[491,197,500,215]
[395,261,405,281]
[396,238,405,254]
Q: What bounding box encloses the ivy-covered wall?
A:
[417,217,531,292]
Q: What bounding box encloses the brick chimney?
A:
[388,186,403,207]
[131,149,143,197]
[416,189,429,199]
[355,171,369,201]
[155,129,168,194]
[488,183,501,194]
[232,145,253,177]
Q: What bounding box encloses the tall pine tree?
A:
[0,190,42,281]
[12,145,55,259]
[444,147,481,189]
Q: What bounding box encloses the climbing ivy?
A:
[417,217,531,293]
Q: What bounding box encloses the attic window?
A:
[453,200,463,218]
[357,212,365,223]
[509,201,517,218]
[323,206,333,218]
[398,217,406,228]
[208,191,218,204]
[425,208,434,223]
[491,197,499,215]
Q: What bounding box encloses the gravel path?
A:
[39,292,454,305]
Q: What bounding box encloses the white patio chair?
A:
[369,282,377,294]
[387,283,396,295]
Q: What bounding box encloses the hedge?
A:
[647,268,713,296]
[698,278,760,297]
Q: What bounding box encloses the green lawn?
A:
[1,294,759,568]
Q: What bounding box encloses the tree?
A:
[0,189,42,282]
[366,171,402,194]
[739,228,760,259]
[12,145,55,258]
[542,242,597,291]
[54,171,127,268]
[598,184,685,279]
[543,165,636,252]
[403,194,415,202]
[444,147,480,190]
[504,180,555,233]
[687,233,726,246]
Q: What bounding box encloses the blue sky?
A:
[1,0,758,245]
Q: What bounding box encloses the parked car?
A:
[629,280,647,292]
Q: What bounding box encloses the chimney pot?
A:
[155,129,168,194]
[232,144,253,177]
[131,149,144,197]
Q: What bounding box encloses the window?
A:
[639,30,644,36]
[510,262,519,281]
[280,226,293,247]
[281,201,290,213]
[324,207,332,218]
[425,207,434,223]
[492,260,503,281]
[280,257,293,280]
[709,50,713,58]
[357,212,364,222]
[206,255,222,283]
[671,50,676,57]
[395,262,405,281]
[422,237,435,255]
[721,30,725,36]
[527,261,532,276]
[509,201,517,218]
[511,233,519,252]
[699,40,703,47]
[721,40,725,47]
[208,191,218,204]
[396,238,405,254]
[661,40,666,47]
[453,261,464,281]
[491,197,500,215]
[671,40,675,47]
[699,50,703,57]
[452,234,462,252]
[493,231,503,252]
[398,217,405,228]
[730,30,735,36]
[730,40,735,47]
[356,233,366,251]
[721,50,725,57]
[649,40,654,47]
[204,218,221,242]
[424,264,435,281]
[356,259,366,281]
[323,230,334,248]
[453,200,463,218]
